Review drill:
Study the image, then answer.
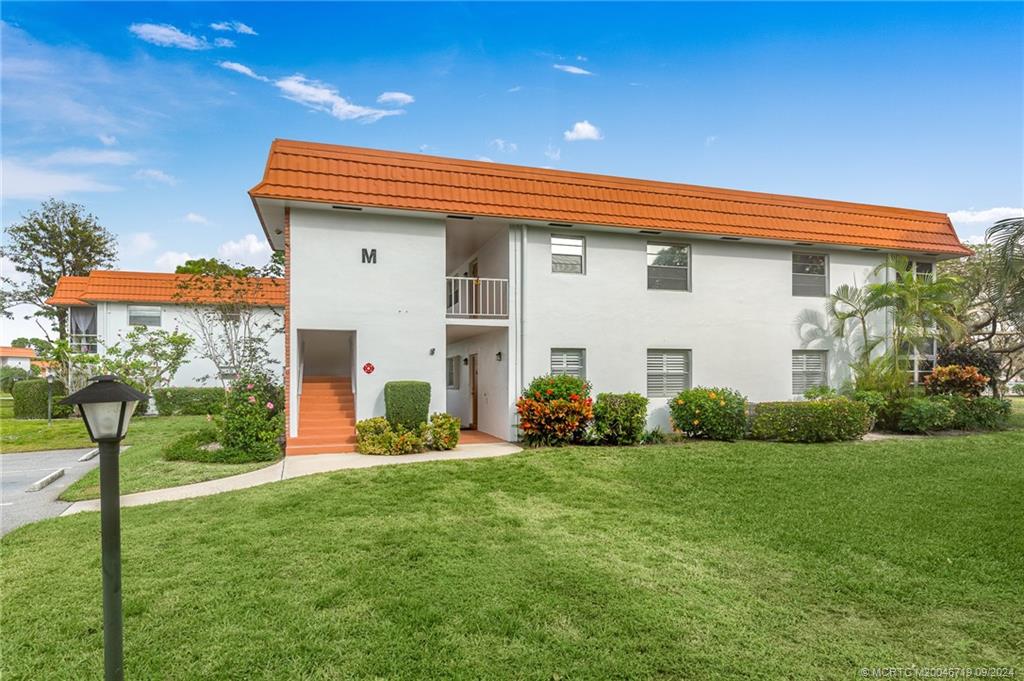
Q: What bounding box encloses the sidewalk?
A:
[60,442,521,516]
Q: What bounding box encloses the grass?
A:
[3,430,1022,679]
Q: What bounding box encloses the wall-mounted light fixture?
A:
[495,352,503,362]
[463,357,469,366]
[429,348,436,355]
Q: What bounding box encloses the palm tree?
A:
[826,282,885,364]
[986,216,1024,318]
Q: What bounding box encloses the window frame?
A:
[550,348,586,380]
[792,349,828,395]
[127,305,162,328]
[646,348,692,398]
[903,338,937,385]
[791,251,830,298]
[646,241,692,292]
[551,234,586,275]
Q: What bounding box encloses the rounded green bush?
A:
[592,392,649,445]
[750,399,870,443]
[384,381,430,430]
[669,387,747,441]
[355,416,428,455]
[221,374,283,461]
[896,397,955,434]
[428,412,460,451]
[153,387,227,416]
[11,378,72,420]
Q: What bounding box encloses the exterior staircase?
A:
[289,376,357,455]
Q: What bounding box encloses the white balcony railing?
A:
[445,277,508,319]
[70,334,99,354]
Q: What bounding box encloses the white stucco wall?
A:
[1,356,32,371]
[288,208,447,437]
[94,301,285,388]
[445,327,510,439]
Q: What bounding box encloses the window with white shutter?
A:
[551,235,585,274]
[550,348,585,379]
[792,252,828,297]
[647,349,691,397]
[792,350,827,395]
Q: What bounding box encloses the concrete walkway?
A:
[2,448,98,535]
[61,442,522,516]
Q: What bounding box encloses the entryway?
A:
[294,329,357,454]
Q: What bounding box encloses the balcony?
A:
[445,277,508,319]
[70,334,99,354]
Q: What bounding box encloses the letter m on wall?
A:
[362,248,377,264]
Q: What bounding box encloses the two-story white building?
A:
[249,139,970,455]
[47,270,285,387]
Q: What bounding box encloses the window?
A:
[647,349,691,397]
[647,243,690,291]
[914,261,934,281]
[550,348,585,379]
[902,338,937,385]
[551,235,585,274]
[792,350,827,395]
[127,305,161,327]
[792,252,828,297]
[446,356,460,389]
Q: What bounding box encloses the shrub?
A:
[11,378,72,419]
[592,392,649,445]
[642,428,668,445]
[384,381,431,430]
[516,374,594,446]
[153,387,226,416]
[355,416,428,455]
[935,394,1012,430]
[1013,384,1024,396]
[937,344,1000,386]
[803,385,838,400]
[849,389,887,430]
[896,397,955,434]
[668,387,747,441]
[0,366,31,393]
[924,364,989,397]
[428,412,460,451]
[751,399,870,443]
[220,374,283,462]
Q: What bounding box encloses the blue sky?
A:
[1,2,1022,341]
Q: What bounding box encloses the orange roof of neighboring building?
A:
[46,270,285,307]
[0,346,36,359]
[250,138,970,256]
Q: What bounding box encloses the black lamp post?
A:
[60,375,148,681]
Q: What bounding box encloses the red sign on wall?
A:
[362,362,375,374]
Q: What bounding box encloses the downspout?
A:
[519,224,527,399]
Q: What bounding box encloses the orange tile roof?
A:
[0,346,36,359]
[250,139,970,256]
[46,271,285,307]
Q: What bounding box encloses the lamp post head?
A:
[60,375,149,442]
[47,374,55,385]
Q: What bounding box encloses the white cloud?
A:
[948,207,1023,229]
[507,85,522,93]
[576,55,588,62]
[490,138,517,153]
[274,74,403,123]
[98,133,118,146]
[39,148,136,166]
[129,23,209,50]
[134,168,178,185]
[563,120,603,142]
[553,64,593,76]
[1,158,120,199]
[183,212,210,224]
[210,21,257,35]
[544,145,561,162]
[213,37,235,48]
[218,60,268,81]
[217,233,272,265]
[477,156,494,163]
[122,232,158,257]
[154,250,195,271]
[377,91,415,106]
[705,135,718,147]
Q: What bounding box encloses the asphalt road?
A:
[1,448,98,536]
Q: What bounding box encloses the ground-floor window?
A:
[550,348,585,379]
[646,349,691,397]
[446,356,460,389]
[792,350,827,395]
[902,338,937,385]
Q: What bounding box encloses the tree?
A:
[175,257,253,277]
[0,199,117,340]
[99,327,193,398]
[10,337,53,355]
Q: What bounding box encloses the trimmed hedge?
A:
[896,397,955,434]
[934,395,1012,431]
[384,381,431,430]
[153,387,226,416]
[11,378,72,420]
[592,392,649,445]
[669,387,747,441]
[751,399,870,443]
[355,417,427,455]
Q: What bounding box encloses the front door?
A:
[469,353,479,429]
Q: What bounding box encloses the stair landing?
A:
[289,376,357,455]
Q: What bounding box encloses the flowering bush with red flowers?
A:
[516,374,594,446]
[923,364,989,397]
[668,387,748,441]
[220,372,284,461]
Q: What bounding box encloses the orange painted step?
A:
[303,376,351,383]
[287,442,358,455]
[290,435,357,447]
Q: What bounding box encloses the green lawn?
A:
[3,430,1021,679]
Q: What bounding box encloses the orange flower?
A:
[708,391,717,399]
[719,400,725,406]
[692,419,700,425]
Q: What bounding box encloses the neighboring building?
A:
[47,270,285,387]
[0,346,36,372]
[249,139,971,454]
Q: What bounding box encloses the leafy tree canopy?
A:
[175,257,254,277]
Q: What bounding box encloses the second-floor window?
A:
[551,348,585,379]
[647,242,690,291]
[128,305,162,327]
[792,252,828,297]
[552,235,585,274]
